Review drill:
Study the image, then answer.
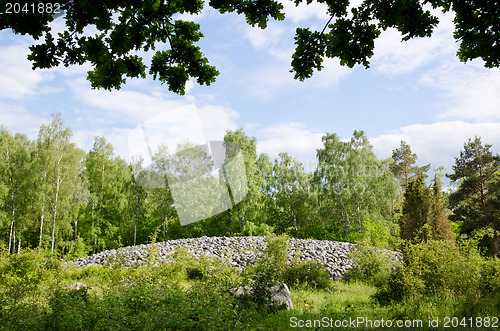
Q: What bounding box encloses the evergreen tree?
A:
[400,175,430,242]
[389,140,430,189]
[447,137,500,255]
[401,174,453,242]
[429,174,454,241]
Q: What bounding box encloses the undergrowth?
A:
[0,235,499,330]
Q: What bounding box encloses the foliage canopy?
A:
[1,0,499,93]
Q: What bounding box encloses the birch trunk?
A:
[134,194,138,246]
[51,177,61,255]
[38,204,45,252]
[8,191,15,254]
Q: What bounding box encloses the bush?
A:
[373,239,500,317]
[346,244,396,286]
[240,221,275,236]
[239,234,290,312]
[0,249,62,330]
[45,287,92,331]
[284,259,331,290]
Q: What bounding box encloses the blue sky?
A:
[1,1,500,186]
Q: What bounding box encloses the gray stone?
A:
[270,283,294,310]
[67,236,401,280]
[65,282,87,291]
[234,283,294,310]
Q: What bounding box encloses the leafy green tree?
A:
[82,136,129,252]
[2,0,497,93]
[447,137,500,255]
[35,113,84,255]
[149,144,175,241]
[314,131,399,241]
[265,152,311,237]
[125,156,151,246]
[389,140,430,189]
[0,127,34,253]
[167,140,228,232]
[223,129,264,234]
[254,153,275,227]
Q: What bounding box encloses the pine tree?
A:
[390,140,430,189]
[447,137,500,255]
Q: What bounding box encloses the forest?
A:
[2,113,500,330]
[1,112,500,258]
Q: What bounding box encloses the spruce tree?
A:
[400,174,453,242]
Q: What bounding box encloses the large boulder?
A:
[64,282,88,291]
[270,283,294,310]
[234,283,294,310]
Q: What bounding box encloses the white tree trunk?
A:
[8,191,15,254]
[39,204,45,252]
[51,177,61,255]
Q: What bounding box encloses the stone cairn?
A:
[69,236,400,280]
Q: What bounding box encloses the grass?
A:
[1,237,499,330]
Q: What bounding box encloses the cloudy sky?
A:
[1,1,500,186]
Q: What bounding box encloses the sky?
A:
[1,1,500,189]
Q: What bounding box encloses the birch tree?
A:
[83,136,129,252]
[36,113,84,255]
[0,127,34,253]
[314,131,399,241]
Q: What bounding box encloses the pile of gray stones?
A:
[69,236,400,280]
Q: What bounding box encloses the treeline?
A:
[1,113,499,258]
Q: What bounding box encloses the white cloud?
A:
[421,62,500,122]
[197,104,239,141]
[72,127,137,163]
[0,101,49,139]
[236,55,352,100]
[257,122,324,172]
[244,22,288,50]
[0,44,53,100]
[69,79,240,162]
[371,121,500,176]
[372,9,456,75]
[70,79,192,122]
[312,57,353,88]
[280,0,329,24]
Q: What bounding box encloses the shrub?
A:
[284,258,331,290]
[240,221,275,236]
[373,239,500,317]
[45,287,92,331]
[239,234,290,312]
[346,244,396,286]
[0,249,62,330]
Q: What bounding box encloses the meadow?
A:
[1,235,499,330]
